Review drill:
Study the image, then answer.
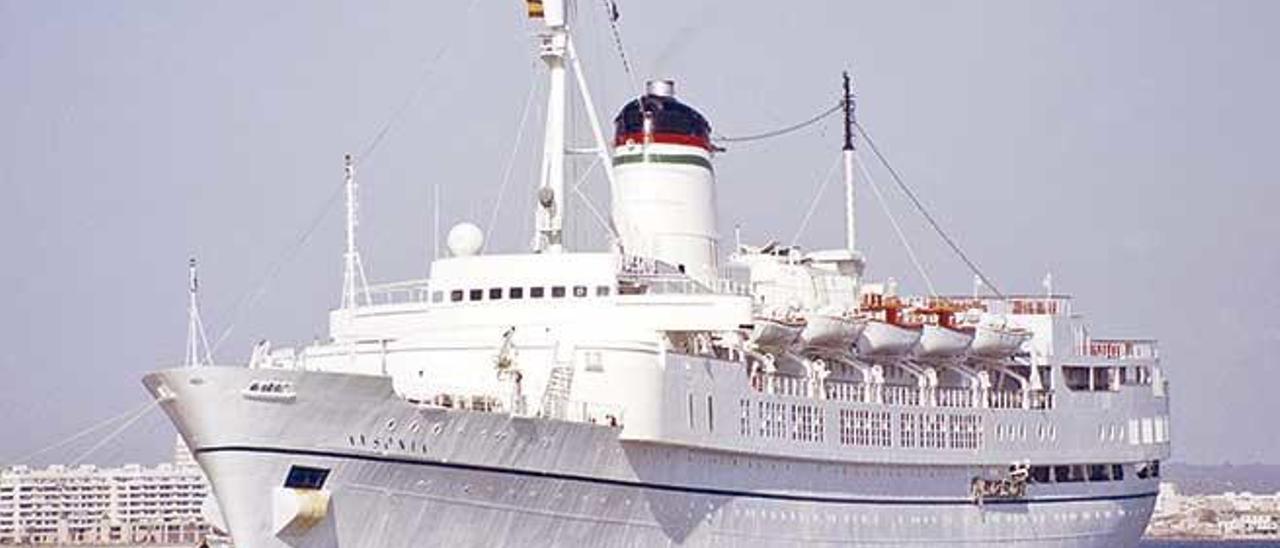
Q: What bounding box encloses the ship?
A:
[144,2,1172,546]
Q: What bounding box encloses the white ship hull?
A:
[147,366,1157,548]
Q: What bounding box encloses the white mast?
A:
[534,0,569,253]
[841,71,857,253]
[531,0,618,253]
[341,153,371,309]
[184,257,212,367]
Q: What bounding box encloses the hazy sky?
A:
[1,0,1276,466]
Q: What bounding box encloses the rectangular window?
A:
[1029,466,1051,484]
[1111,464,1125,481]
[469,289,483,301]
[509,287,524,299]
[688,393,696,430]
[283,466,329,490]
[596,285,611,297]
[530,287,545,299]
[1088,464,1110,482]
[573,285,588,297]
[707,395,714,433]
[1052,465,1073,483]
[551,286,566,298]
[489,288,503,300]
[450,290,464,302]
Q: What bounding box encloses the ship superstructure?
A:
[144,2,1171,546]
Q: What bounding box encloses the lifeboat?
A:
[914,324,974,358]
[747,317,804,349]
[970,325,1031,357]
[855,320,922,358]
[799,313,867,349]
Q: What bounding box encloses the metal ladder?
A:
[539,364,574,419]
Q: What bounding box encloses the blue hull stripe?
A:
[196,445,1157,507]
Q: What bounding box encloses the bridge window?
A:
[450,290,464,302]
[551,286,566,298]
[573,285,587,297]
[431,291,443,303]
[530,287,545,298]
[1111,464,1125,481]
[596,285,611,296]
[469,289,483,301]
[489,288,503,300]
[509,287,523,299]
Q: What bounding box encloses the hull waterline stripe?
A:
[196,445,1157,507]
[612,153,712,170]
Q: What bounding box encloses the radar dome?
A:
[446,222,484,257]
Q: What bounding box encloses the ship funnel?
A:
[645,79,676,98]
[611,82,718,284]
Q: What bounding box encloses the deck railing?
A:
[750,375,1050,411]
[824,380,868,403]
[936,387,975,408]
[988,390,1024,409]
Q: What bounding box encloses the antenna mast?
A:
[184,257,212,367]
[342,154,371,309]
[841,71,858,253]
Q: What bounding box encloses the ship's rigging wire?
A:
[856,151,938,297]
[483,62,541,250]
[789,153,842,246]
[713,102,842,144]
[208,183,343,357]
[568,157,618,240]
[597,0,642,98]
[357,0,484,165]
[854,122,1005,298]
[2,401,156,467]
[206,2,487,356]
[69,401,160,467]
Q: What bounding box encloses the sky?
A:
[1,0,1276,466]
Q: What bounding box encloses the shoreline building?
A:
[0,439,210,545]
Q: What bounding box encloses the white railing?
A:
[824,380,868,403]
[766,375,814,398]
[936,387,974,408]
[745,373,1053,411]
[618,274,749,297]
[883,385,922,406]
[988,390,1024,409]
[920,295,1074,317]
[559,400,626,428]
[364,279,432,306]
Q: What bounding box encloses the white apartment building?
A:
[0,439,209,545]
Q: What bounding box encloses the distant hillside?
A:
[1163,463,1280,495]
